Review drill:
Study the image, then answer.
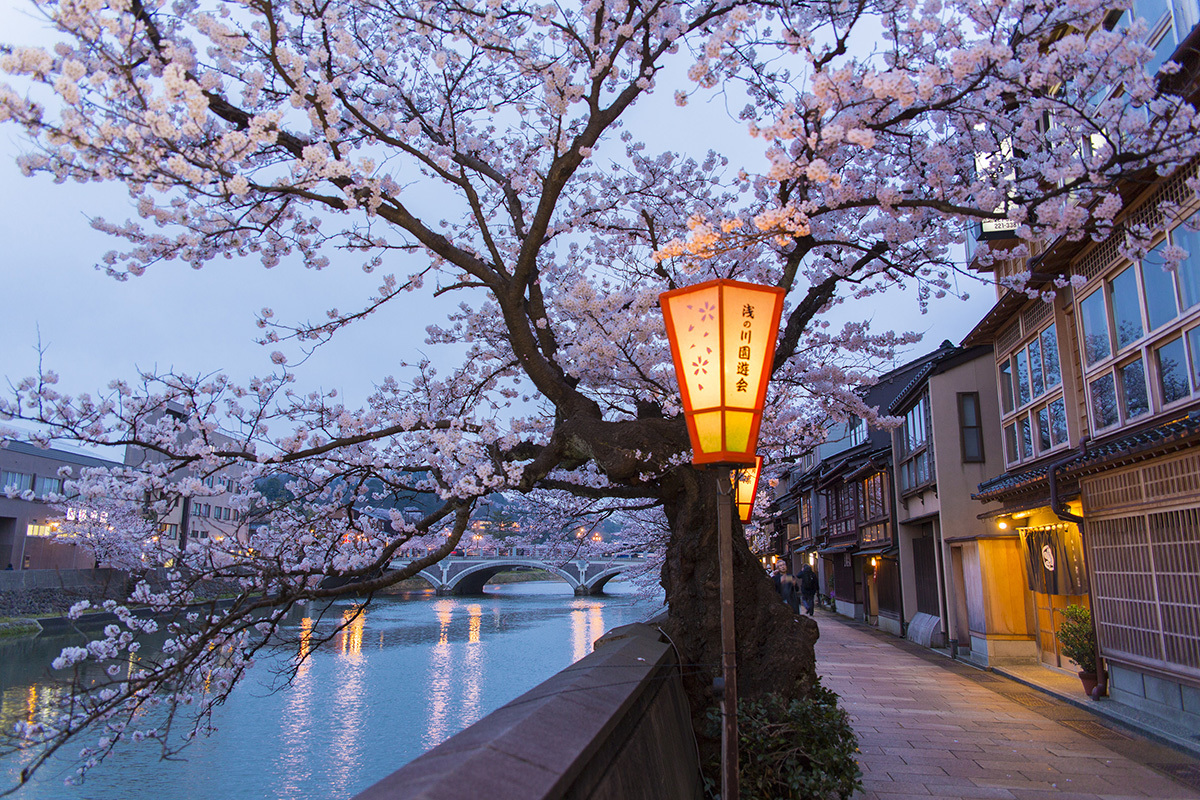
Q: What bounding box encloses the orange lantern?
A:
[660,279,785,466]
[733,455,763,523]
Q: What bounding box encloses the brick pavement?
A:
[813,610,1200,800]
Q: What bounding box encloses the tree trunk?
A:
[659,465,819,750]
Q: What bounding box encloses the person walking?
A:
[771,561,798,612]
[797,562,818,616]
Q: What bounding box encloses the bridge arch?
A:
[446,560,581,595]
[580,567,627,596]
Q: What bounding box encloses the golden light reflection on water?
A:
[569,600,606,663]
[276,617,317,800]
[424,599,455,749]
[461,605,483,726]
[339,608,365,659]
[329,607,368,797]
[297,617,313,678]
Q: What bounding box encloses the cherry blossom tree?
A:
[3,0,1200,785]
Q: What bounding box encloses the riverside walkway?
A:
[814,611,1200,800]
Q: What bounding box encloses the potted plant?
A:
[1056,604,1099,696]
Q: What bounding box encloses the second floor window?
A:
[848,416,867,447]
[860,472,887,521]
[958,393,985,462]
[1,470,33,493]
[899,394,933,493]
[1077,217,1200,434]
[999,323,1062,413]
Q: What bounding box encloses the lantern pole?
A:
[717,466,739,800]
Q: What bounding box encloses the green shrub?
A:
[1055,604,1097,674]
[704,681,862,800]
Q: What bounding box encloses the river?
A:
[0,580,662,799]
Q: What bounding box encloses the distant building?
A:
[0,439,121,570]
[123,405,249,549]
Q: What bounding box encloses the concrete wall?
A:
[352,621,702,800]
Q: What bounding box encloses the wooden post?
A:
[717,467,739,800]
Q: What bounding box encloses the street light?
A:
[661,278,784,800]
[733,455,764,523]
[660,280,785,465]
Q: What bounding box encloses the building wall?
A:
[0,441,118,570]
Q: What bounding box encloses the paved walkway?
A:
[813,610,1200,800]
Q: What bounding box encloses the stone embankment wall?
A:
[353,619,703,800]
[0,569,131,617]
[0,569,237,619]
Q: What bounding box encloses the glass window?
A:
[1015,349,1032,406]
[1136,0,1170,25]
[959,393,984,462]
[1174,221,1200,310]
[0,471,33,492]
[1048,397,1068,445]
[1038,407,1051,451]
[1019,416,1033,458]
[999,360,1015,412]
[1111,265,1144,350]
[1091,373,1120,429]
[1041,324,1062,388]
[1081,289,1112,365]
[1005,423,1019,463]
[1028,338,1045,397]
[1141,241,1179,330]
[1121,358,1149,418]
[1157,337,1190,404]
[1189,326,1200,391]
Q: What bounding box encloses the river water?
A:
[0,580,661,799]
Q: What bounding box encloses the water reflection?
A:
[423,599,455,749]
[0,582,658,800]
[276,617,316,800]
[569,599,607,663]
[330,607,368,796]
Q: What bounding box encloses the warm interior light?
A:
[998,520,1009,530]
[733,455,764,523]
[870,557,878,568]
[661,279,785,465]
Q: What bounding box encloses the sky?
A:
[0,0,999,423]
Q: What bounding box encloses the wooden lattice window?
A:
[1143,452,1200,502]
[1088,509,1200,679]
[1148,508,1200,671]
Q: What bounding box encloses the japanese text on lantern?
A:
[736,303,754,392]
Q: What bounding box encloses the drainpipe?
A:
[1048,437,1087,524]
[1048,437,1106,698]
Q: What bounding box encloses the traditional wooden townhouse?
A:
[777,348,948,633]
[964,160,1200,727]
[884,343,1009,659]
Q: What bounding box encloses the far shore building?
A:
[0,439,121,570]
[123,405,249,550]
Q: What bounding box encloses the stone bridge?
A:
[389,555,648,596]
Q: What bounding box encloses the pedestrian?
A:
[3,563,12,570]
[771,561,797,612]
[797,562,818,616]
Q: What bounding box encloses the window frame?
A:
[898,392,934,494]
[957,392,986,463]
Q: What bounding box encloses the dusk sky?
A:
[0,0,998,416]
